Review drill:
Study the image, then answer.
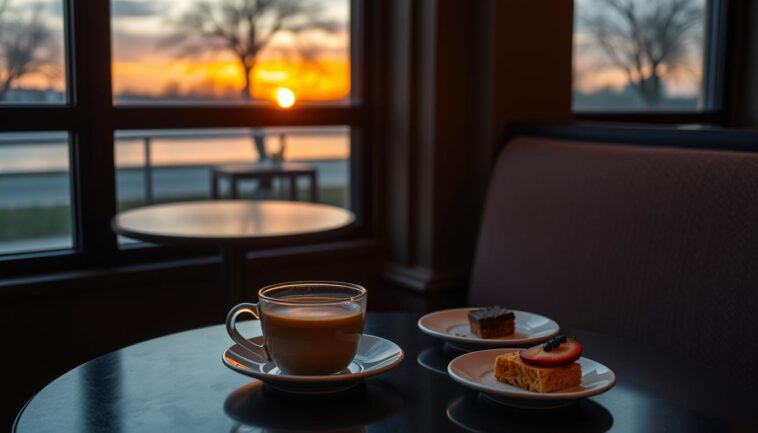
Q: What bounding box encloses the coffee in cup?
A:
[226,282,367,375]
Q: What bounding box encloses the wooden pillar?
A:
[730,0,758,126]
[382,0,574,292]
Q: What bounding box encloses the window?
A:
[111,0,350,105]
[0,0,67,104]
[0,0,370,274]
[0,132,73,255]
[573,0,725,116]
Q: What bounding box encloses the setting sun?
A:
[276,87,296,108]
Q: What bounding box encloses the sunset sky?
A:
[5,0,350,103]
[111,0,351,102]
[6,0,704,102]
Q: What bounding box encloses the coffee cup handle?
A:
[226,303,270,362]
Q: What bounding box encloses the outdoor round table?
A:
[14,313,757,433]
[210,161,319,202]
[112,200,355,308]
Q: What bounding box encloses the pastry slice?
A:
[468,306,515,338]
[495,352,581,393]
[494,336,583,393]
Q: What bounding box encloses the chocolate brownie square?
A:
[468,306,515,338]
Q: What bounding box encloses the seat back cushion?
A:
[469,136,758,385]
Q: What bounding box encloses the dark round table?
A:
[15,313,757,433]
[112,200,355,308]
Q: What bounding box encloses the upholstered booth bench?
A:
[469,124,758,387]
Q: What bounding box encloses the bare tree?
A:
[163,0,337,161]
[0,1,52,100]
[583,0,702,107]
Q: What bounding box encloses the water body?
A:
[0,160,347,209]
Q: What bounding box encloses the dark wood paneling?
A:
[505,122,758,151]
[382,0,574,291]
[574,111,724,125]
[0,108,78,131]
[72,0,119,266]
[728,0,758,126]
[1,277,220,433]
[113,106,363,129]
[385,0,415,267]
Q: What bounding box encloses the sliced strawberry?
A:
[519,338,583,367]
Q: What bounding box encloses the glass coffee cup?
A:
[226,281,367,375]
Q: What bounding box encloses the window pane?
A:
[0,132,73,255]
[0,0,67,104]
[111,0,350,105]
[573,0,707,111]
[115,126,351,244]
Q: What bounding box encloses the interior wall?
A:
[734,0,758,126]
[489,2,574,126]
[382,0,574,291]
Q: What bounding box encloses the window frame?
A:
[572,0,733,125]
[0,0,378,277]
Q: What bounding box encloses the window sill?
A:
[0,237,383,300]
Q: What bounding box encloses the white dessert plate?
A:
[418,308,560,348]
[223,334,404,395]
[447,348,616,409]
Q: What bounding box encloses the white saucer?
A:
[222,334,404,395]
[418,308,560,349]
[447,348,616,409]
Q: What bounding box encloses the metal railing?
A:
[136,130,289,204]
[117,127,334,204]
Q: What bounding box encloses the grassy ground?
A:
[0,186,348,242]
[0,205,72,240]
